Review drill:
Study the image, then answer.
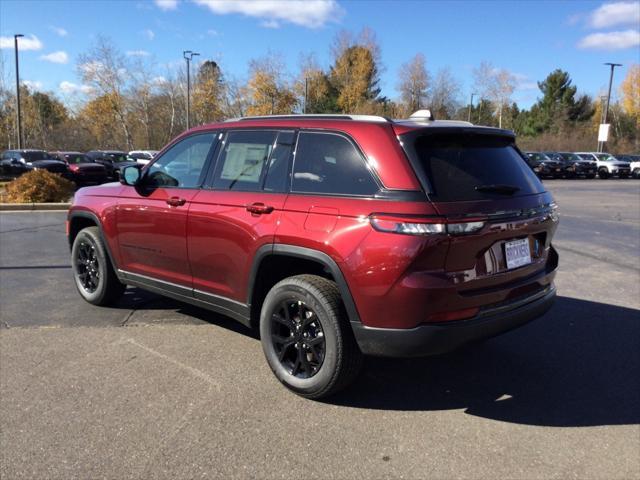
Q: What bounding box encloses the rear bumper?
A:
[352,284,556,357]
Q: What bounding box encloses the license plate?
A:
[555,168,560,172]
[505,238,531,270]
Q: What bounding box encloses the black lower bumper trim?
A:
[352,285,556,357]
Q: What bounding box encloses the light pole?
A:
[183,50,200,129]
[14,34,24,149]
[468,92,477,123]
[598,62,622,152]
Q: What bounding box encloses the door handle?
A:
[246,202,274,214]
[166,196,186,207]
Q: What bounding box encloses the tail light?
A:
[370,215,485,236]
[69,164,80,172]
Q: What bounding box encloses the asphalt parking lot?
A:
[1,179,639,479]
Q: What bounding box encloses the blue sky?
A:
[1,0,639,109]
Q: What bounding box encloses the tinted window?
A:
[211,130,276,191]
[292,132,378,196]
[147,133,216,188]
[264,131,295,192]
[65,154,91,164]
[23,151,50,161]
[404,133,545,202]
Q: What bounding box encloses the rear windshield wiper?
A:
[475,184,521,195]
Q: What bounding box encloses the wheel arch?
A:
[68,210,120,278]
[247,244,362,328]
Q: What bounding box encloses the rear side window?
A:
[212,130,276,191]
[404,133,544,202]
[292,132,378,196]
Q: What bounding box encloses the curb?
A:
[0,203,70,211]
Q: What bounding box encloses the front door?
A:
[188,129,294,304]
[116,132,218,286]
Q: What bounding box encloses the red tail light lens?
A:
[370,215,485,236]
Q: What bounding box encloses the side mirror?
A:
[120,165,142,186]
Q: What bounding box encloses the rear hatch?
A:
[399,127,557,286]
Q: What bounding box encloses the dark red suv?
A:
[67,112,558,399]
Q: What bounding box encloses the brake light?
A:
[69,164,80,172]
[370,215,485,236]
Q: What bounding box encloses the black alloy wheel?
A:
[75,239,100,293]
[270,299,326,378]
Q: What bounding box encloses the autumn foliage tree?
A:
[246,54,297,116]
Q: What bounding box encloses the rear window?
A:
[403,133,544,202]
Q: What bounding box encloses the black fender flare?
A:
[247,244,362,324]
[67,210,121,278]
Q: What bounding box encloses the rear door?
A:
[187,129,293,303]
[400,130,557,278]
[116,132,218,286]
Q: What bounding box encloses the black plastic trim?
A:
[67,210,120,275]
[247,244,362,324]
[119,270,251,327]
[352,284,556,357]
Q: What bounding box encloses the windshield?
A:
[402,133,545,202]
[544,153,562,161]
[65,154,91,164]
[107,153,129,163]
[527,152,550,162]
[22,151,51,161]
[596,154,617,161]
[560,152,582,162]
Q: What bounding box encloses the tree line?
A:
[0,29,638,153]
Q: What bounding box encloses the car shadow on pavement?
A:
[114,287,258,337]
[330,296,640,428]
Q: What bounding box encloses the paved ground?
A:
[1,179,639,479]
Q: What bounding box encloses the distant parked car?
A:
[86,150,138,181]
[524,152,562,178]
[623,155,640,178]
[575,152,631,179]
[0,149,69,179]
[49,151,108,186]
[128,150,158,165]
[557,152,597,179]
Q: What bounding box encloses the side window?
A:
[146,133,216,188]
[263,131,295,192]
[211,130,276,191]
[292,132,378,196]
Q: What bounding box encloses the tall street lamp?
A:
[14,34,24,149]
[468,92,477,123]
[183,50,200,130]
[598,62,623,152]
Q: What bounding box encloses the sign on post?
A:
[598,124,610,142]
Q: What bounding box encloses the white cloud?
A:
[40,51,69,64]
[207,29,220,36]
[589,2,640,28]
[260,19,280,29]
[193,0,343,28]
[154,0,178,10]
[50,26,68,37]
[578,29,640,50]
[23,80,43,91]
[143,29,155,40]
[0,34,43,51]
[59,81,93,95]
[151,76,167,85]
[126,50,150,57]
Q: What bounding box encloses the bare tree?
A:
[473,61,516,128]
[397,53,430,114]
[429,67,462,119]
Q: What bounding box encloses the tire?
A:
[260,274,363,399]
[71,226,126,306]
[598,169,610,179]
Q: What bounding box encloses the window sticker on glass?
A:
[220,143,271,183]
